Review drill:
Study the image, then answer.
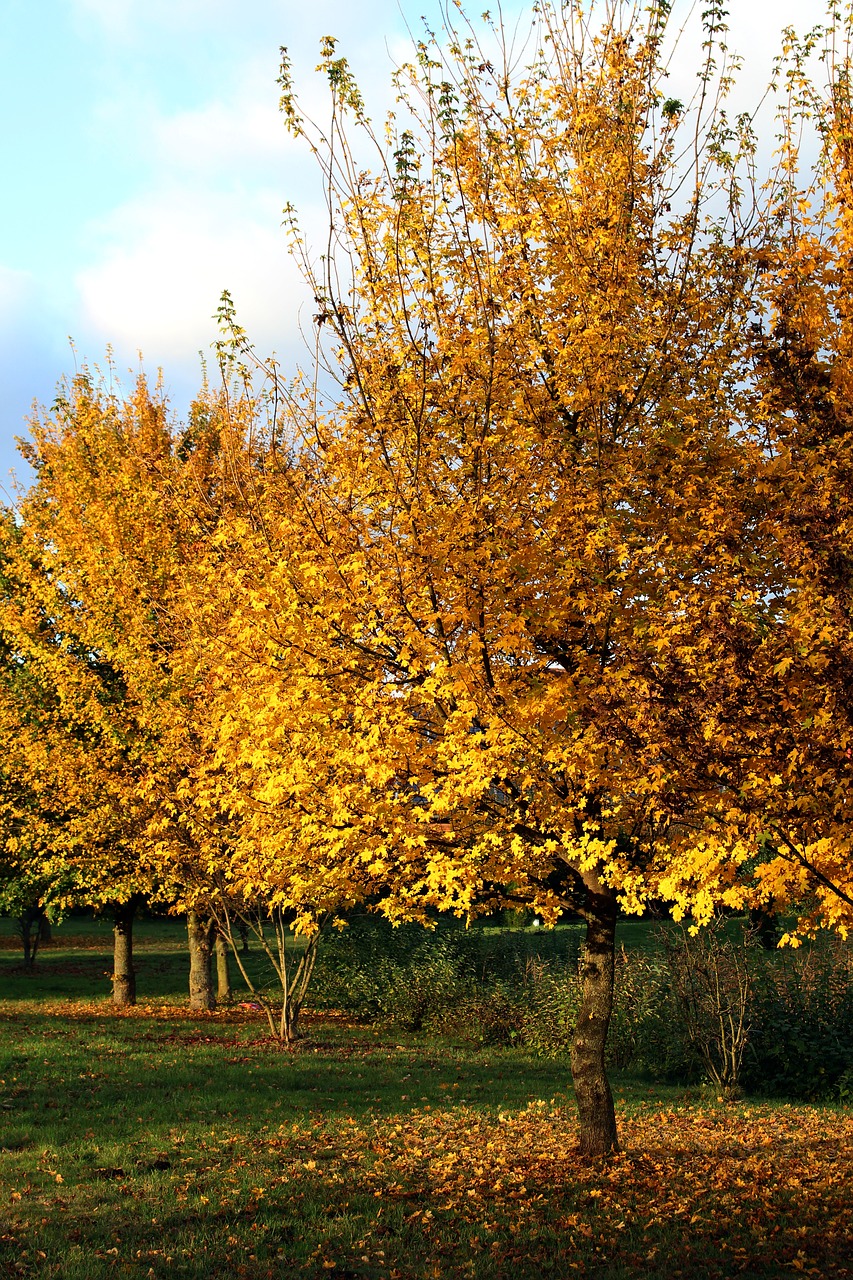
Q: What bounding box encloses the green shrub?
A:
[312,916,853,1100]
[659,923,753,1091]
[313,918,579,1041]
[743,937,853,1100]
[520,966,579,1058]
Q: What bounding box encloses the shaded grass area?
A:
[0,916,190,951]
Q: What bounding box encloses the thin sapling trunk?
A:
[217,903,325,1044]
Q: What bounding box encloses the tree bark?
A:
[187,911,215,1010]
[570,884,619,1157]
[19,906,43,971]
[112,900,137,1006]
[215,932,232,1003]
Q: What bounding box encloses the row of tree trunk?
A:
[25,892,780,1159]
[112,905,232,1009]
[18,894,626,1157]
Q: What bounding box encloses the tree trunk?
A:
[187,911,215,1010]
[112,900,137,1007]
[215,932,232,1003]
[570,885,619,1157]
[19,906,42,971]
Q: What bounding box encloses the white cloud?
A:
[153,90,285,177]
[75,185,311,372]
[71,46,330,391]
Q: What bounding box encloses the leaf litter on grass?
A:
[256,1101,852,1278]
[6,1101,848,1278]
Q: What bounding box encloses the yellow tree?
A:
[206,0,784,1154]
[5,367,348,1030]
[0,505,159,1000]
[0,372,229,1006]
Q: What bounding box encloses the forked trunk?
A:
[570,886,618,1157]
[187,911,215,1010]
[215,932,232,1003]
[112,900,137,1007]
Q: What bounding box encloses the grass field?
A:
[1,920,851,1279]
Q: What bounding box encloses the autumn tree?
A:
[0,508,157,995]
[639,13,853,942]
[699,15,853,938]
[202,0,792,1155]
[4,367,346,1032]
[0,374,214,1006]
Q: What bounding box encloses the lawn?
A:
[1,921,851,1279]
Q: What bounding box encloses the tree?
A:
[653,14,853,941]
[0,375,205,1004]
[6,367,348,1032]
[209,0,784,1154]
[729,20,853,937]
[0,512,153,993]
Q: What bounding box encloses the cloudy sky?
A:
[0,0,824,492]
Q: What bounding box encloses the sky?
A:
[0,0,826,494]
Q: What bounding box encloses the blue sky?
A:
[0,0,822,494]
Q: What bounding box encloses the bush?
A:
[313,917,579,1041]
[312,916,853,1099]
[521,965,579,1058]
[743,936,853,1100]
[639,926,853,1099]
[660,921,753,1091]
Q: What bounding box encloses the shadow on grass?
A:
[1,1006,578,1137]
[0,945,273,1004]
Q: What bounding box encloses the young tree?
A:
[0,375,207,1004]
[0,513,155,996]
[6,368,351,1032]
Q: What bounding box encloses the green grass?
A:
[0,916,293,1004]
[1,920,850,1279]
